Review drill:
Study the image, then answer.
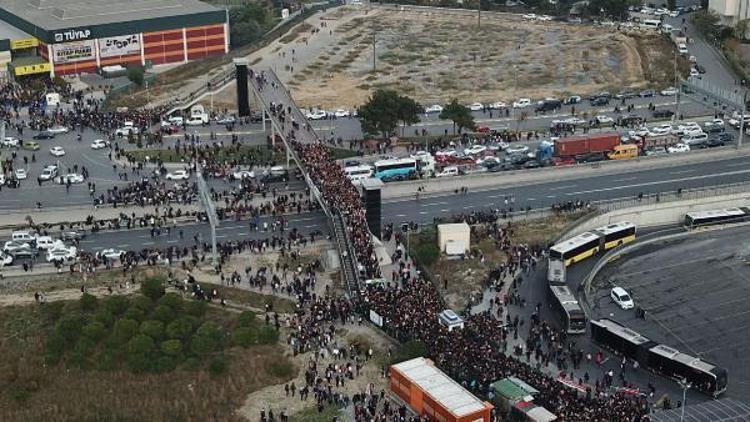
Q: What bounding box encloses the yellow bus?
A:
[548,221,636,284]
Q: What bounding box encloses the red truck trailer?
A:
[554,133,621,158]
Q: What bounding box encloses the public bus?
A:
[548,221,636,284]
[343,164,373,183]
[684,207,750,228]
[547,285,586,334]
[590,319,728,397]
[373,157,417,182]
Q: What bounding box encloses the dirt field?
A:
[281,6,679,109]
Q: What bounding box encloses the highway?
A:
[65,149,750,252]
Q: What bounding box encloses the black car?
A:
[523,160,541,169]
[708,132,733,147]
[33,131,55,140]
[535,100,562,113]
[10,247,37,259]
[653,109,674,118]
[639,89,655,98]
[60,230,86,241]
[590,97,609,106]
[694,64,707,74]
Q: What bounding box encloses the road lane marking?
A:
[549,184,576,190]
[143,241,154,245]
[670,169,696,175]
[546,195,557,198]
[527,198,537,201]
[727,162,749,167]
[422,201,449,207]
[564,168,750,196]
[613,176,638,182]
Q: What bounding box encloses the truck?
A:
[624,134,680,152]
[535,133,640,164]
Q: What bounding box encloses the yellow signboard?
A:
[14,62,51,76]
[10,38,38,50]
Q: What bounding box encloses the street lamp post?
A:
[679,378,692,422]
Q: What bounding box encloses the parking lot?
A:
[591,226,750,399]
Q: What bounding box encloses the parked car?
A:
[60,229,86,241]
[334,109,351,118]
[464,144,488,155]
[489,101,507,109]
[424,104,444,114]
[46,247,77,263]
[1,137,19,147]
[653,109,674,118]
[468,102,484,111]
[590,97,609,106]
[306,110,327,120]
[563,95,581,105]
[232,170,255,180]
[115,126,139,136]
[513,98,531,108]
[216,115,236,125]
[660,87,678,96]
[0,252,12,267]
[56,173,85,185]
[611,287,635,310]
[615,90,637,99]
[506,145,530,155]
[708,132,733,147]
[165,170,190,180]
[3,240,30,253]
[595,115,614,124]
[14,168,27,180]
[667,143,690,153]
[38,165,58,181]
[97,248,126,261]
[639,89,655,98]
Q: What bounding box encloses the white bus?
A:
[373,157,417,182]
[344,164,373,183]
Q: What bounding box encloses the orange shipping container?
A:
[389,357,494,422]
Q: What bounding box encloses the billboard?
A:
[14,63,51,76]
[99,34,140,58]
[53,40,95,63]
[10,38,38,50]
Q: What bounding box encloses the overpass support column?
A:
[234,58,250,117]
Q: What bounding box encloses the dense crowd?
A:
[245,67,654,420]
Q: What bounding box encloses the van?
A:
[186,116,205,126]
[607,144,639,160]
[436,166,459,177]
[640,19,661,30]
[681,132,708,147]
[12,231,35,243]
[168,116,184,126]
[35,236,60,250]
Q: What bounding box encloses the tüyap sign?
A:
[53,28,91,43]
[99,34,140,57]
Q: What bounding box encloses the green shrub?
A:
[158,292,183,310]
[256,326,279,345]
[391,340,427,364]
[104,296,130,316]
[237,311,256,327]
[184,300,206,318]
[82,321,107,342]
[127,334,155,355]
[231,327,256,348]
[155,355,177,373]
[79,293,98,312]
[110,318,138,346]
[151,304,177,324]
[139,320,165,342]
[209,358,227,376]
[166,316,197,341]
[160,339,183,357]
[269,361,293,378]
[141,278,165,301]
[412,241,439,267]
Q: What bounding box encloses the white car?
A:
[564,117,586,126]
[306,110,327,120]
[14,168,27,180]
[186,116,205,126]
[98,248,125,261]
[0,252,12,267]
[522,13,537,20]
[468,102,484,111]
[168,116,184,126]
[681,126,704,136]
[704,118,724,129]
[513,98,531,108]
[488,141,510,151]
[38,165,58,181]
[610,287,635,310]
[2,137,19,147]
[650,124,673,135]
[424,104,444,114]
[678,43,688,55]
[464,144,488,155]
[660,87,678,96]
[690,68,700,78]
[489,101,507,109]
[410,150,432,161]
[333,109,351,118]
[46,247,77,263]
[56,173,85,185]
[49,146,65,157]
[434,149,458,158]
[91,139,109,150]
[232,170,255,180]
[506,145,530,155]
[115,126,138,136]
[3,240,30,253]
[47,126,69,134]
[216,115,236,125]
[596,115,614,124]
[166,170,190,180]
[537,15,553,21]
[667,143,690,153]
[35,236,64,250]
[435,166,459,177]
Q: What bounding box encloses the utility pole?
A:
[477,0,481,29]
[673,50,679,122]
[679,378,691,422]
[371,32,376,72]
[740,91,747,149]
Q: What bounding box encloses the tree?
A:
[127,334,155,355]
[126,65,145,87]
[439,99,475,134]
[232,327,256,348]
[110,318,138,346]
[160,339,183,357]
[736,19,750,40]
[166,316,197,341]
[82,321,107,342]
[79,293,98,312]
[231,20,263,48]
[358,89,402,139]
[140,320,165,342]
[396,95,422,136]
[691,10,722,41]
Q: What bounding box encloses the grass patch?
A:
[291,404,342,422]
[279,22,313,44]
[201,282,295,314]
[0,282,296,420]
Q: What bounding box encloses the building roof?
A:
[0,15,29,39]
[0,0,220,30]
[392,357,490,417]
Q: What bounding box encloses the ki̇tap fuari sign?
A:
[54,28,91,43]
